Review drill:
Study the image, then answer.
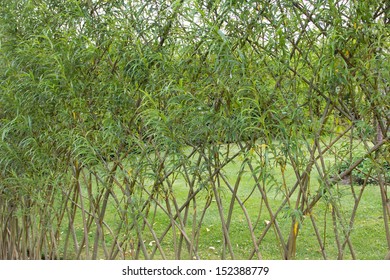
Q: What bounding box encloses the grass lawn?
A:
[56,141,389,260]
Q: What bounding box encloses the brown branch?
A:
[304,137,389,215]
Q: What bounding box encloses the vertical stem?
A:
[74,165,89,259]
[220,173,262,259]
[212,182,235,259]
[331,206,343,259]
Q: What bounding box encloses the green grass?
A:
[54,142,389,260]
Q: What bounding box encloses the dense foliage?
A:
[0,0,389,259]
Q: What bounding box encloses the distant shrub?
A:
[335,158,390,185]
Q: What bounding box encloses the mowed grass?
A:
[62,142,389,260]
[145,180,387,259]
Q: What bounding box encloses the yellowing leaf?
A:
[293,221,299,236]
[258,143,268,149]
